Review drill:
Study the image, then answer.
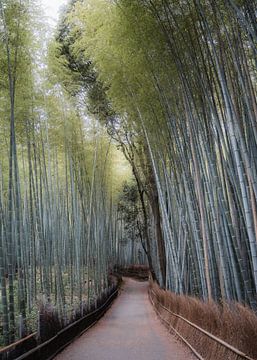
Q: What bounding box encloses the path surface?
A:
[55,278,196,360]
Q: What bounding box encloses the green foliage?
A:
[63,0,257,304]
[0,0,124,347]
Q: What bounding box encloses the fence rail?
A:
[0,333,37,360]
[149,288,255,360]
[0,285,119,360]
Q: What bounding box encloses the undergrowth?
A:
[150,281,257,360]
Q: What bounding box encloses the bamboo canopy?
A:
[0,0,257,348]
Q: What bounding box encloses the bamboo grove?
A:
[0,0,126,346]
[0,0,257,349]
[61,0,257,307]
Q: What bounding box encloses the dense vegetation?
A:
[0,0,257,349]
[0,0,130,346]
[56,0,257,304]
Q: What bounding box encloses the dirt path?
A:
[55,278,196,360]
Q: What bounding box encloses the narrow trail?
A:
[55,278,196,360]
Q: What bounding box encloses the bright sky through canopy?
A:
[40,0,67,24]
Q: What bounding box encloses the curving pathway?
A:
[54,278,196,360]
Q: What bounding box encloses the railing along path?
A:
[0,286,119,360]
[149,288,255,360]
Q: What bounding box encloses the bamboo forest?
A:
[0,0,257,359]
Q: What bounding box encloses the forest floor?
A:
[54,277,196,360]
